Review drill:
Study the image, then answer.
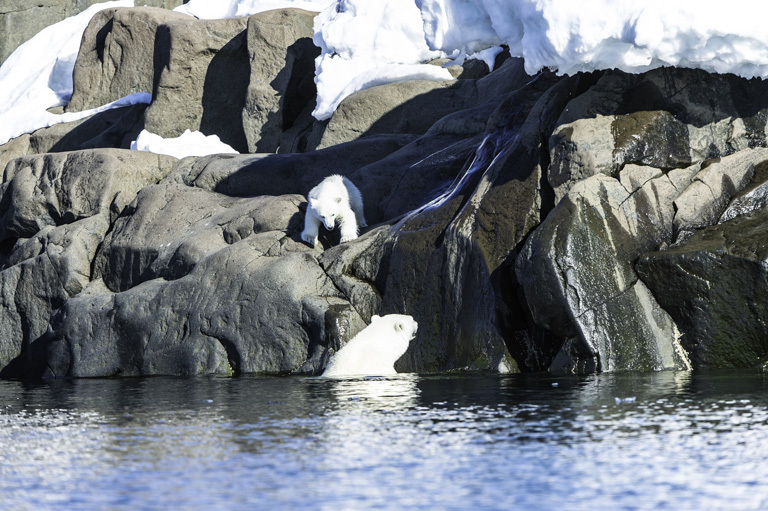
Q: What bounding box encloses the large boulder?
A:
[0,1,185,65]
[0,215,108,377]
[67,7,190,112]
[242,8,319,153]
[0,149,176,375]
[516,167,696,373]
[94,183,305,291]
[45,236,362,378]
[0,149,176,242]
[636,208,768,368]
[143,16,250,151]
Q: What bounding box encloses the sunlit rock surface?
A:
[2,6,768,378]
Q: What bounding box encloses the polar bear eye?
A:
[395,322,404,332]
[335,197,342,203]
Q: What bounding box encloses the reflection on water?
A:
[2,371,768,510]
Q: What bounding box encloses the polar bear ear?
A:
[371,315,380,323]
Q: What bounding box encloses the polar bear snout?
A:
[395,318,418,341]
[322,216,336,230]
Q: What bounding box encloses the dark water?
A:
[2,371,768,511]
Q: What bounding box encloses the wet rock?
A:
[373,74,582,374]
[636,209,768,368]
[242,8,319,153]
[673,148,768,241]
[516,164,696,373]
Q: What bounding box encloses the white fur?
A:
[301,174,367,247]
[322,314,418,377]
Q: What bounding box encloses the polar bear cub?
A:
[322,314,418,377]
[301,174,367,247]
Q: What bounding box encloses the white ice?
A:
[0,0,148,147]
[130,129,238,159]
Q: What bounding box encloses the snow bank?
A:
[312,0,453,120]
[130,129,239,159]
[174,0,334,19]
[0,0,149,147]
[418,0,768,78]
[312,0,768,120]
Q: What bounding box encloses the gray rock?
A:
[548,68,768,204]
[94,182,305,291]
[0,214,108,376]
[242,9,319,153]
[46,236,356,378]
[636,209,768,368]
[143,16,250,151]
[310,79,476,150]
[673,148,768,241]
[516,163,696,373]
[0,1,185,66]
[0,149,176,241]
[67,7,190,112]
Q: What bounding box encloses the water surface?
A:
[2,371,768,510]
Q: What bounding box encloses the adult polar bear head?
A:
[322,314,418,377]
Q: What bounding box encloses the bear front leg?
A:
[301,213,321,247]
[354,207,367,229]
[339,213,359,243]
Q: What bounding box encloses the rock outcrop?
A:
[0,1,184,66]
[2,6,768,379]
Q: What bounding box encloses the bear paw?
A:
[301,232,318,247]
[340,234,358,243]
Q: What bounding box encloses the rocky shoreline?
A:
[2,6,768,378]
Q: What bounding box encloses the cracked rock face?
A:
[637,208,768,368]
[4,9,768,378]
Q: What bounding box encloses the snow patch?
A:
[311,0,453,120]
[174,0,334,19]
[130,129,239,159]
[0,1,140,147]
